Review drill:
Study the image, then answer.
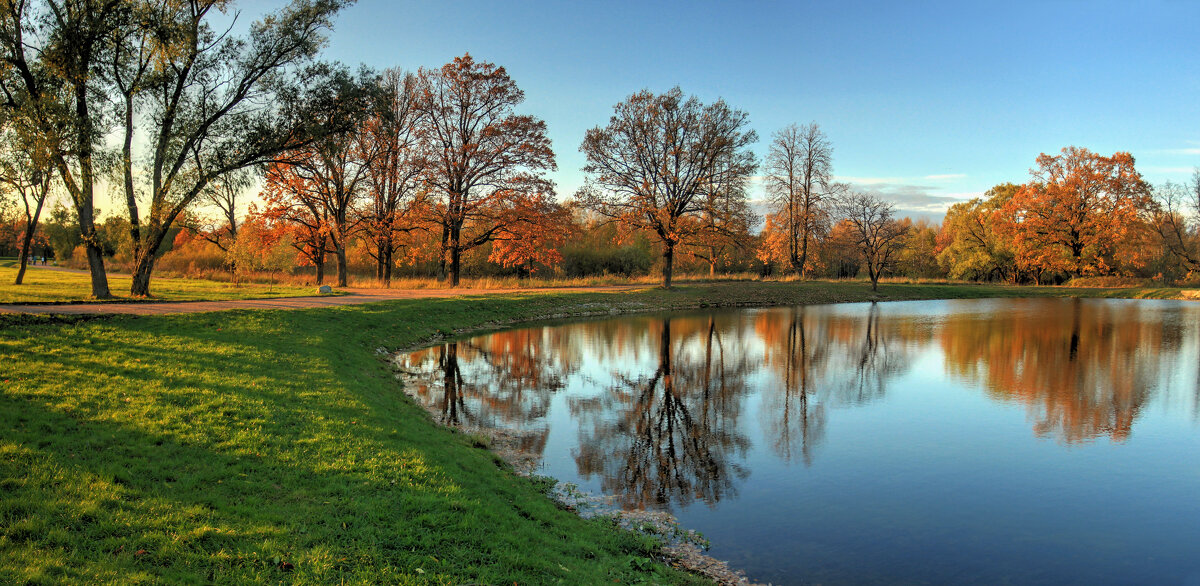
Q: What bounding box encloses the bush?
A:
[560,245,652,277]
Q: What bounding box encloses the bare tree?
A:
[359,68,425,285]
[1152,172,1200,275]
[579,87,757,288]
[764,123,844,277]
[415,54,556,287]
[196,168,255,252]
[836,191,908,291]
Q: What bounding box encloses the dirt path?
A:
[0,285,647,315]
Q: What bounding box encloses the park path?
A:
[0,285,645,315]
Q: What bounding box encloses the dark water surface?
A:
[397,298,1200,585]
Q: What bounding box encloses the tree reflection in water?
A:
[938,298,1170,443]
[572,316,753,509]
[756,303,918,465]
[396,327,578,454]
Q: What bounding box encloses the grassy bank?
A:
[0,281,1193,584]
[0,263,320,304]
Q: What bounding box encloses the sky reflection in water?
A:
[397,298,1200,585]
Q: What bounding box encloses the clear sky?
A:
[247,0,1200,221]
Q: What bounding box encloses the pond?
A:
[395,298,1200,585]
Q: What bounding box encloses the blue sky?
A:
[251,0,1200,220]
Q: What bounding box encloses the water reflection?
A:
[398,300,1199,505]
[939,299,1164,443]
[572,317,752,508]
[396,299,1200,584]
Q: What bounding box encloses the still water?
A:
[397,298,1200,584]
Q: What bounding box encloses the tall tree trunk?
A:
[449,231,461,287]
[78,205,111,298]
[383,246,393,286]
[662,243,674,288]
[709,245,717,277]
[315,243,327,284]
[336,243,348,287]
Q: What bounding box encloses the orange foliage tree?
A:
[486,194,571,275]
[415,54,557,286]
[260,163,334,283]
[1001,147,1153,277]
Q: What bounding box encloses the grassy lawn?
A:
[0,281,1194,584]
[0,262,321,304]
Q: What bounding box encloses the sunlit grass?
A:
[0,264,323,303]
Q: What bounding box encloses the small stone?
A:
[317,285,332,294]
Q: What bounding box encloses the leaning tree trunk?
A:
[130,257,156,297]
[14,201,44,285]
[129,228,175,297]
[78,207,111,298]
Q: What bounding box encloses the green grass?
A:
[0,281,1194,584]
[0,264,323,303]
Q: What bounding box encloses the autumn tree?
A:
[895,218,940,278]
[486,194,571,276]
[260,161,336,284]
[1000,147,1153,277]
[359,68,425,285]
[273,116,377,288]
[764,123,843,277]
[579,87,757,288]
[936,183,1020,281]
[835,191,908,291]
[415,54,556,287]
[0,121,54,284]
